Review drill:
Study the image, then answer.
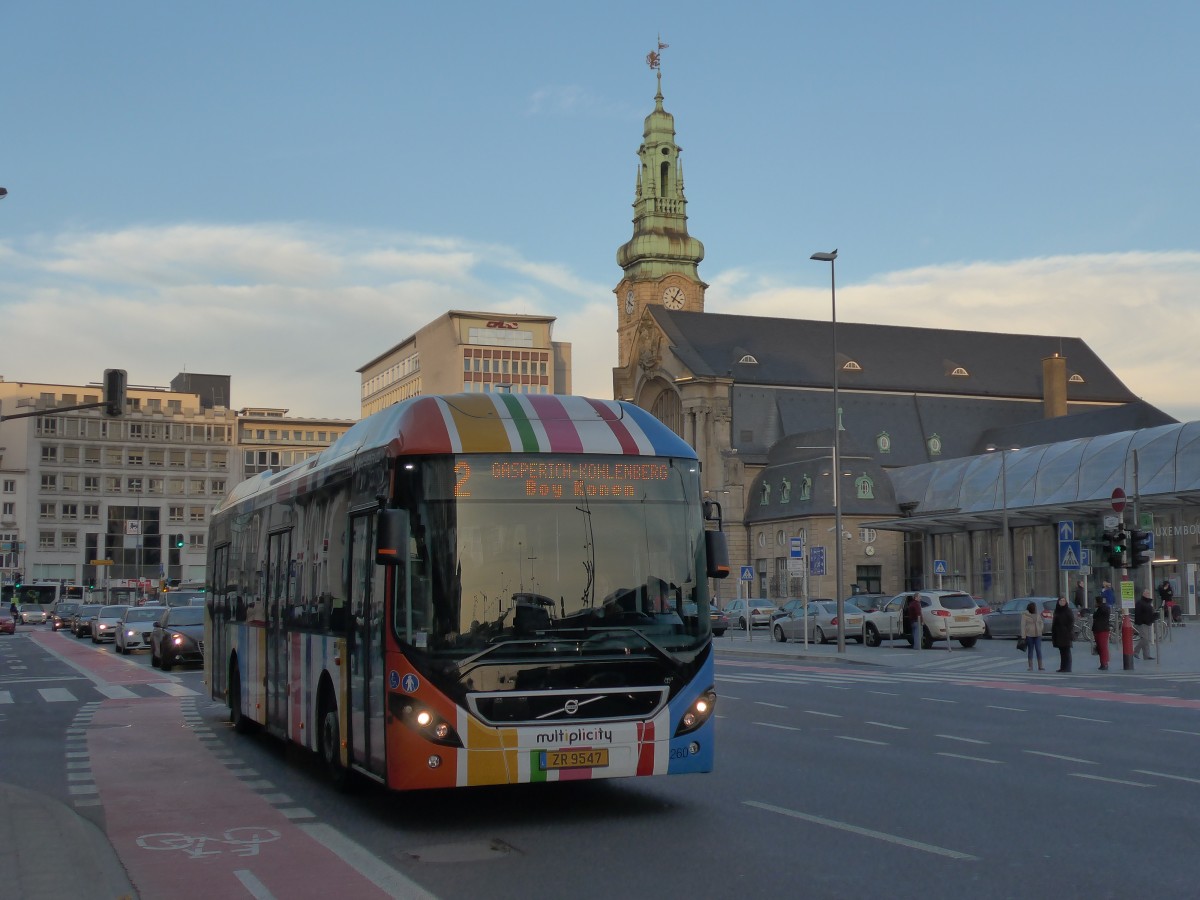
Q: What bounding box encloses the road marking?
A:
[278,808,317,820]
[837,735,889,746]
[1162,729,1200,737]
[745,800,978,860]
[1057,714,1110,724]
[865,721,907,730]
[754,701,786,708]
[1071,773,1153,787]
[921,697,957,704]
[804,710,842,718]
[233,870,277,900]
[0,691,11,704]
[1134,769,1200,786]
[150,682,200,697]
[937,734,989,745]
[987,705,1026,712]
[868,690,899,696]
[1024,750,1098,765]
[936,752,1002,765]
[755,722,801,731]
[298,822,441,899]
[38,688,77,702]
[96,684,139,700]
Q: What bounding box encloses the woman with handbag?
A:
[1092,596,1111,670]
[1051,596,1074,672]
[1020,601,1044,671]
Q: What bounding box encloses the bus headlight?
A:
[675,689,717,736]
[401,703,463,748]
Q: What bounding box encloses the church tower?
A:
[615,59,706,372]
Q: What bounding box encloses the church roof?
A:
[650,308,1138,403]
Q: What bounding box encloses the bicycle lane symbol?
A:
[137,827,281,859]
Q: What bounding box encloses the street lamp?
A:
[985,445,1018,602]
[810,249,845,652]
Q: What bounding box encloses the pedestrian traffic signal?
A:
[1129,529,1154,569]
[172,534,185,549]
[103,368,127,417]
[1107,529,1131,568]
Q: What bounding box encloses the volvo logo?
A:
[564,699,580,715]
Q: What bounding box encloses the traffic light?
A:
[1108,529,1131,568]
[175,534,185,549]
[12,573,21,588]
[1130,530,1154,569]
[103,368,127,417]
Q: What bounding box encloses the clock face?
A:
[662,286,686,310]
[625,290,635,316]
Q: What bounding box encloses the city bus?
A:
[2,582,86,607]
[206,393,728,791]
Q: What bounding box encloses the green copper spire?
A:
[616,70,705,281]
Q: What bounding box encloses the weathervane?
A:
[646,34,668,71]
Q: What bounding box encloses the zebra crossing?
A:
[0,678,201,706]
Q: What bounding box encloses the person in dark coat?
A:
[1134,590,1156,660]
[1092,596,1111,670]
[1073,579,1086,610]
[1051,595,1075,672]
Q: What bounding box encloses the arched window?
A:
[649,388,683,438]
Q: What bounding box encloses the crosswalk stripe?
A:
[96,684,139,700]
[149,682,200,697]
[0,691,11,704]
[38,688,77,702]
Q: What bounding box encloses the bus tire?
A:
[229,664,253,734]
[319,689,349,790]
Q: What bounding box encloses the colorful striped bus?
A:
[206,393,728,790]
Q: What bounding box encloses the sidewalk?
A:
[714,618,1200,675]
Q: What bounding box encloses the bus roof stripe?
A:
[524,394,584,453]
[434,398,463,453]
[585,398,642,455]
[619,402,696,457]
[497,393,540,451]
[443,395,512,452]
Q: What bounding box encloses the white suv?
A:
[863,590,986,648]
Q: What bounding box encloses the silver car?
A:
[115,606,167,654]
[984,597,1056,639]
[91,605,130,643]
[772,599,866,644]
[723,599,778,629]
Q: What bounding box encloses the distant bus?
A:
[207,393,729,791]
[3,582,85,607]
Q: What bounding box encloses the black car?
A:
[150,606,205,670]
[51,602,81,631]
[71,604,104,638]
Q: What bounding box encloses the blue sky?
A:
[2,2,1198,421]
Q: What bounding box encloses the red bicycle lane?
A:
[31,633,404,899]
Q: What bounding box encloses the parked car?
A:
[150,605,205,669]
[847,593,891,613]
[709,603,729,636]
[862,590,986,648]
[972,597,993,616]
[71,604,105,638]
[773,599,866,644]
[723,599,778,629]
[91,605,130,643]
[19,603,48,625]
[0,612,14,635]
[983,597,1056,639]
[774,598,833,619]
[51,602,81,631]
[115,606,167,655]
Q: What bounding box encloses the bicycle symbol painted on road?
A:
[136,827,281,859]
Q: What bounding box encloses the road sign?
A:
[809,547,826,576]
[789,536,805,560]
[1080,549,1090,566]
[90,559,113,566]
[1057,521,1074,542]
[933,559,948,576]
[739,566,755,581]
[787,558,805,575]
[1059,540,1082,570]
[1111,488,1126,513]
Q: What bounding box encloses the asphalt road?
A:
[4,626,1200,899]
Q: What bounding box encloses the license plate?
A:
[953,615,971,623]
[847,617,862,626]
[540,748,609,770]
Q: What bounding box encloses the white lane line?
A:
[754,701,786,708]
[837,735,889,746]
[868,690,899,696]
[936,752,1002,765]
[1071,773,1153,788]
[278,807,317,820]
[96,684,138,700]
[233,869,278,900]
[865,721,907,730]
[298,822,440,899]
[987,705,1026,712]
[756,722,801,732]
[804,710,842,718]
[149,682,200,697]
[0,691,11,704]
[38,688,77,702]
[745,800,978,860]
[922,698,957,704]
[1057,714,1110,724]
[1134,769,1200,786]
[1024,750,1098,765]
[1162,729,1200,737]
[936,734,989,745]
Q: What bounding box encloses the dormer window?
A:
[950,367,969,377]
[1069,373,1085,383]
[738,355,758,364]
[842,360,862,371]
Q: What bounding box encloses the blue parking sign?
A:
[809,546,826,576]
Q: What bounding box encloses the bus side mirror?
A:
[706,530,730,579]
[375,508,407,566]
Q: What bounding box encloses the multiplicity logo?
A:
[535,727,613,746]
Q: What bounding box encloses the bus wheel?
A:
[229,665,253,734]
[319,693,349,789]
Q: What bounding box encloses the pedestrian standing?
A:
[1021,601,1045,671]
[904,593,923,650]
[1101,581,1116,608]
[1052,596,1074,672]
[1157,578,1174,610]
[1073,579,1086,610]
[1092,598,1111,670]
[1134,590,1156,660]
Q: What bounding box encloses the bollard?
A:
[1122,612,1135,671]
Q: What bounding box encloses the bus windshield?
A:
[392,454,710,660]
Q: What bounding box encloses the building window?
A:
[41,446,59,463]
[41,474,58,491]
[188,507,206,523]
[190,479,205,495]
[106,448,123,466]
[40,502,56,519]
[63,446,80,464]
[127,478,143,493]
[188,534,205,549]
[61,532,78,549]
[62,503,78,519]
[84,476,100,493]
[169,451,186,468]
[2,502,14,517]
[127,451,143,466]
[36,417,60,436]
[106,477,122,492]
[85,448,101,465]
[83,504,100,520]
[147,478,163,494]
[2,480,14,494]
[211,479,226,495]
[169,506,184,523]
[128,423,144,439]
[39,531,56,549]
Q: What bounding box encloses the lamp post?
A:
[986,445,1017,602]
[810,249,845,652]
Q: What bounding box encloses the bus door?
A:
[266,530,292,735]
[208,545,231,700]
[348,512,387,776]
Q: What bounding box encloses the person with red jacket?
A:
[903,593,923,649]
